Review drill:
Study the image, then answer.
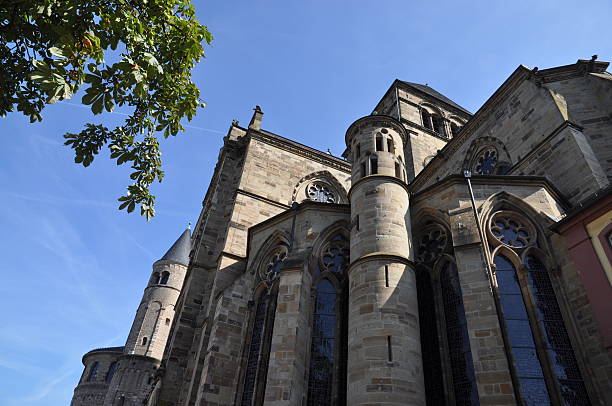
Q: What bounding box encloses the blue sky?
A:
[1,1,611,404]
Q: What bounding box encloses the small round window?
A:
[306,182,336,203]
[489,211,535,248]
[474,148,498,174]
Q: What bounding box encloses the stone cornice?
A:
[411,174,571,211]
[347,252,415,275]
[345,114,408,146]
[236,188,291,210]
[249,129,351,173]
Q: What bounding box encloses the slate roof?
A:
[159,228,191,266]
[398,81,472,115]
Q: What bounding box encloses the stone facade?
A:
[72,58,612,406]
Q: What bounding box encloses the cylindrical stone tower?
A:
[345,115,424,405]
[103,228,191,406]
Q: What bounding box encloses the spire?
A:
[159,228,191,266]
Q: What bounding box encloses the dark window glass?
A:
[375,135,384,152]
[387,138,395,154]
[422,110,432,129]
[440,262,479,406]
[494,255,551,406]
[160,271,170,285]
[241,294,271,406]
[360,162,366,178]
[370,157,378,175]
[525,256,590,405]
[475,149,497,175]
[432,115,444,135]
[86,362,99,382]
[416,269,446,406]
[307,279,337,406]
[150,272,160,285]
[105,362,118,382]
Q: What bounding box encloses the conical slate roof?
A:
[159,228,191,266]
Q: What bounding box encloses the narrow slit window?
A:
[387,336,393,361]
[384,265,389,287]
[370,157,378,175]
[355,144,361,160]
[395,162,401,179]
[375,135,384,151]
[142,336,148,346]
[360,162,366,178]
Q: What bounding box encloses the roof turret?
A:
[159,228,191,266]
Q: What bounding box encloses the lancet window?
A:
[86,362,99,382]
[488,210,590,405]
[415,221,479,406]
[105,361,117,382]
[307,232,349,406]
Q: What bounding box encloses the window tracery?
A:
[307,231,349,405]
[489,211,535,248]
[306,182,336,203]
[474,147,498,174]
[259,244,288,283]
[416,224,449,263]
[488,210,590,405]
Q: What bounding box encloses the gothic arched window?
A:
[307,279,337,406]
[422,109,432,130]
[86,362,99,382]
[495,254,551,404]
[440,261,480,406]
[241,290,277,406]
[105,361,118,382]
[307,232,349,406]
[524,256,590,404]
[489,210,590,405]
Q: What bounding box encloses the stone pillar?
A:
[345,115,425,406]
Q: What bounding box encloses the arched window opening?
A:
[150,272,160,285]
[105,362,118,383]
[241,291,276,406]
[159,271,170,285]
[432,114,444,135]
[524,255,590,405]
[450,122,462,137]
[395,161,402,179]
[494,255,551,403]
[416,269,446,405]
[307,279,337,406]
[86,362,99,382]
[375,134,384,152]
[440,262,479,405]
[422,109,432,130]
[370,156,378,175]
[387,138,395,154]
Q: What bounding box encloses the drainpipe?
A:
[463,170,522,403]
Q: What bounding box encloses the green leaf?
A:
[92,96,104,114]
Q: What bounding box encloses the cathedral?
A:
[71,57,612,406]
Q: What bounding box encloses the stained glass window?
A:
[307,279,337,406]
[416,269,446,405]
[440,262,479,406]
[321,235,349,275]
[241,294,271,406]
[525,256,590,405]
[475,148,497,174]
[494,255,551,406]
[307,183,336,203]
[491,216,531,248]
[417,227,448,263]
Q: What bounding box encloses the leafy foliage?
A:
[1,0,212,219]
